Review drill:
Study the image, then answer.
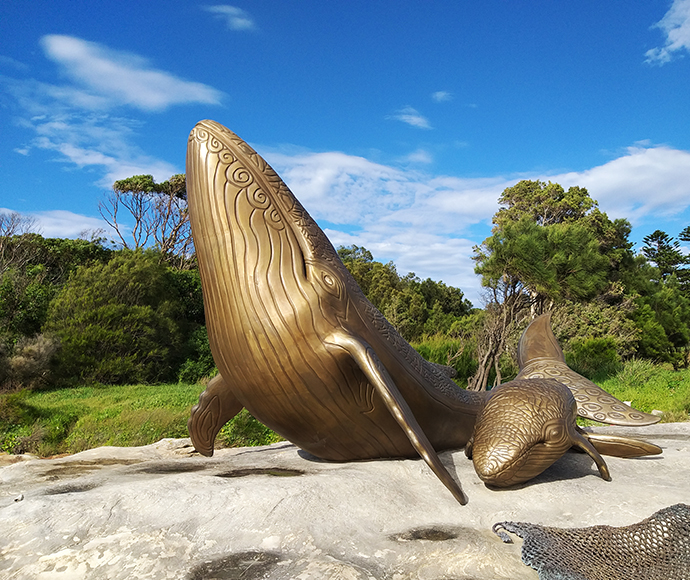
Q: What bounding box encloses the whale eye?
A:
[318,269,344,300]
[544,423,568,447]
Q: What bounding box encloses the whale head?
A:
[186,120,356,338]
[470,379,610,487]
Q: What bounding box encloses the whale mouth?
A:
[474,442,567,487]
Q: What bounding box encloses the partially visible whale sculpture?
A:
[186,120,660,504]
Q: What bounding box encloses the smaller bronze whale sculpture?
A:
[186,120,661,504]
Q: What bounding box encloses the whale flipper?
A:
[578,430,663,458]
[328,330,468,505]
[189,374,244,456]
[517,314,660,426]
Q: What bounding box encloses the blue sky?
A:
[2,1,690,305]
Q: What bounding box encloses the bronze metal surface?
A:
[185,120,660,504]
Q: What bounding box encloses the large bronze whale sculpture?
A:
[186,120,660,504]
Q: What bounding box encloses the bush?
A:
[565,336,622,379]
[44,251,186,385]
[178,326,216,384]
[217,409,283,447]
[412,336,478,387]
[615,358,659,387]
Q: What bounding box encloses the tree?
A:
[0,234,111,350]
[641,230,687,282]
[624,255,690,368]
[337,245,472,341]
[493,181,596,228]
[470,180,626,390]
[0,212,38,276]
[99,174,193,268]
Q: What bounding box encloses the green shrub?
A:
[217,409,283,448]
[412,335,478,386]
[615,358,659,387]
[178,326,216,384]
[565,336,622,379]
[44,251,185,384]
[0,333,60,392]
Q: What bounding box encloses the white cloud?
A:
[432,91,452,103]
[33,210,113,238]
[5,35,222,190]
[0,208,113,239]
[388,106,432,129]
[204,5,256,30]
[645,0,690,64]
[41,35,223,111]
[402,149,434,164]
[266,151,420,224]
[550,145,690,225]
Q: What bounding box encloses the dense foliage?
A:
[2,170,690,455]
[470,180,690,388]
[0,175,689,396]
[44,251,187,384]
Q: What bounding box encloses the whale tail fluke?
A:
[517,314,661,427]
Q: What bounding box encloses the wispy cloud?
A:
[0,55,29,71]
[388,106,432,129]
[204,5,256,31]
[402,149,434,164]
[432,91,452,103]
[0,208,114,239]
[5,35,222,188]
[41,35,223,111]
[645,0,690,64]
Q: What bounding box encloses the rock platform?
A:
[1,423,689,579]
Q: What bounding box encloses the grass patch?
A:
[1,359,687,457]
[596,360,690,423]
[0,383,282,457]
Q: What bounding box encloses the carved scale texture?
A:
[517,360,652,424]
[494,504,690,580]
[471,380,574,485]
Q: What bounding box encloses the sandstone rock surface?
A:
[1,423,689,579]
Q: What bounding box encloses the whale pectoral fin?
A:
[327,331,468,505]
[577,429,663,458]
[571,429,612,481]
[188,373,244,457]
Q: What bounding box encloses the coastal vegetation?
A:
[1,177,689,456]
